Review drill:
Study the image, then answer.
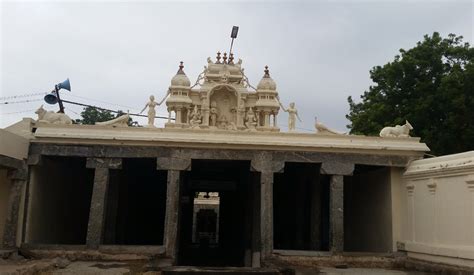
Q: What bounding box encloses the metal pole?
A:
[55,87,65,113]
[229,38,235,55]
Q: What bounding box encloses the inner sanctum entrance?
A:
[177,160,258,267]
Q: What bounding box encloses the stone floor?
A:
[0,259,437,275]
[297,267,431,275]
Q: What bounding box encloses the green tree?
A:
[75,106,136,126]
[347,32,474,156]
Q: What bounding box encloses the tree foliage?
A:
[75,106,135,126]
[347,32,474,156]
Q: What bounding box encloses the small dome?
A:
[257,66,276,90]
[171,62,191,87]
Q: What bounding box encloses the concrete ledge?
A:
[20,244,166,261]
[403,241,474,261]
[407,251,474,269]
[273,249,331,257]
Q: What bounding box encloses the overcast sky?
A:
[1,0,473,131]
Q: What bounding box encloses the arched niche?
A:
[208,85,239,128]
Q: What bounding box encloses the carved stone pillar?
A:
[2,168,27,249]
[157,155,191,263]
[251,152,284,263]
[86,158,122,248]
[272,113,277,127]
[176,107,182,124]
[202,108,210,127]
[320,162,354,254]
[264,112,270,127]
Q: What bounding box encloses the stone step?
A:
[161,266,285,275]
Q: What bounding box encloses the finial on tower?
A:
[264,65,270,77]
[223,52,228,64]
[216,52,222,64]
[228,53,234,64]
[177,61,185,74]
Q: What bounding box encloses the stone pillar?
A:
[176,107,182,124]
[2,168,27,249]
[320,162,354,254]
[309,169,321,250]
[264,112,270,127]
[86,158,122,248]
[272,113,277,127]
[157,155,191,263]
[251,152,284,263]
[202,108,210,127]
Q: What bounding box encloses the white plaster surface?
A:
[0,129,29,160]
[401,151,474,268]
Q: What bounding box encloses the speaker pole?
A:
[54,86,65,113]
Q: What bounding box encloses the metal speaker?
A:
[44,92,58,104]
[56,78,71,91]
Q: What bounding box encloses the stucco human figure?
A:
[140,95,159,127]
[209,101,218,127]
[379,120,413,138]
[35,105,72,125]
[279,102,302,131]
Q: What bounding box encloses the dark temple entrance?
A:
[177,160,258,267]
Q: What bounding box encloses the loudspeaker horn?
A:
[56,78,71,91]
[44,92,58,105]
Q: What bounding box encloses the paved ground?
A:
[0,260,436,275]
[297,267,431,275]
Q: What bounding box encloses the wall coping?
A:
[404,151,474,178]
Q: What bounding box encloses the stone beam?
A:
[0,155,25,170]
[85,158,122,248]
[30,143,418,168]
[2,168,27,249]
[320,162,354,176]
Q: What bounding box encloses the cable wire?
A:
[0,92,47,101]
[1,98,44,104]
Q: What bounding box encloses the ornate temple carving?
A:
[165,53,281,132]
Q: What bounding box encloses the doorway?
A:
[177,160,258,267]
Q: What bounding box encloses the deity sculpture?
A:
[244,108,258,131]
[189,105,202,128]
[279,102,302,131]
[209,101,218,127]
[140,95,159,127]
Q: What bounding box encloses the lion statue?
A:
[35,105,72,125]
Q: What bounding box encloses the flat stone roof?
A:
[32,123,429,157]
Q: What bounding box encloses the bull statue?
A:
[35,105,72,125]
[379,120,413,138]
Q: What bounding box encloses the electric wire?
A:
[0,109,37,115]
[1,98,44,104]
[61,100,172,120]
[61,94,141,112]
[0,92,47,101]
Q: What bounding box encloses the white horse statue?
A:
[35,105,72,125]
[379,120,413,138]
